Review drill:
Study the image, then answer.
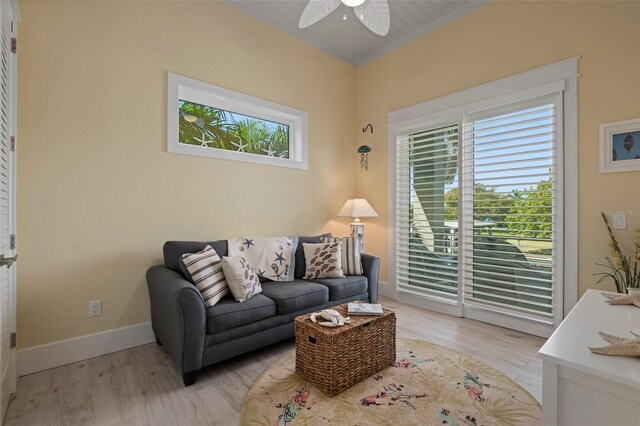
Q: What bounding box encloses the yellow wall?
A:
[17,1,357,349]
[17,0,640,351]
[356,0,640,297]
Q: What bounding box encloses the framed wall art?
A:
[167,73,308,169]
[599,118,640,173]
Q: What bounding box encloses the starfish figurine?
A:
[231,139,247,152]
[589,332,640,357]
[605,294,640,308]
[262,145,276,157]
[193,131,214,147]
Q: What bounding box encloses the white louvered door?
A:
[393,93,563,337]
[460,95,563,332]
[395,122,463,315]
[0,1,17,420]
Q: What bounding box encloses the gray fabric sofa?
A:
[146,235,380,386]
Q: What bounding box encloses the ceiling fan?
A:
[299,0,390,36]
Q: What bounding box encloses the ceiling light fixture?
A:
[341,0,365,7]
[299,0,390,36]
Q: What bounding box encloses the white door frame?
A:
[387,58,579,337]
[1,1,19,420]
[388,115,464,318]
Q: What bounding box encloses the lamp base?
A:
[350,222,365,253]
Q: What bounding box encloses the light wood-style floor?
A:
[4,297,546,425]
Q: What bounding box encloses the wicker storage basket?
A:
[295,304,396,397]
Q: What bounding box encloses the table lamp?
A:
[337,198,378,252]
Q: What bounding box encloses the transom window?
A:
[168,73,307,169]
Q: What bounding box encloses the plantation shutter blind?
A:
[461,98,561,324]
[0,4,10,251]
[395,123,460,302]
[0,1,13,406]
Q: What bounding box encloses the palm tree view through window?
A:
[178,100,290,159]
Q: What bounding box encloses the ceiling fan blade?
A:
[354,0,390,36]
[299,0,342,29]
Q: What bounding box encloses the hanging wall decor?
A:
[167,73,308,169]
[358,123,373,171]
[358,145,372,170]
[600,118,640,173]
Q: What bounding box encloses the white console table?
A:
[538,289,640,426]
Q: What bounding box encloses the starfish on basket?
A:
[588,332,640,357]
[604,294,640,308]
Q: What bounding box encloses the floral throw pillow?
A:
[221,256,262,302]
[302,242,344,279]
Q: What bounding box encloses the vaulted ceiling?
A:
[226,0,487,66]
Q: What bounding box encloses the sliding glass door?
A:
[393,94,563,335]
[396,123,461,307]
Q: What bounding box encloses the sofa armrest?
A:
[146,265,206,376]
[361,253,380,303]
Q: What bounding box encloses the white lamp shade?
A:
[337,198,378,218]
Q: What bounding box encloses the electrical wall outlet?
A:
[612,213,626,230]
[89,300,101,317]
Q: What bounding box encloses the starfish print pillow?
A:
[228,236,298,282]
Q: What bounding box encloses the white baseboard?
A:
[377,281,397,299]
[18,322,155,376]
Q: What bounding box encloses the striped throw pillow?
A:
[180,245,229,307]
[322,236,363,276]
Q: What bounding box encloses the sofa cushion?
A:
[302,242,344,279]
[179,245,229,307]
[260,280,329,314]
[222,256,262,302]
[206,294,276,334]
[294,234,333,279]
[164,240,228,274]
[321,236,363,276]
[205,290,369,346]
[309,276,368,301]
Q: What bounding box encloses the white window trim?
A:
[388,57,579,333]
[167,72,308,169]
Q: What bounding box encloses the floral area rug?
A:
[240,338,541,425]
